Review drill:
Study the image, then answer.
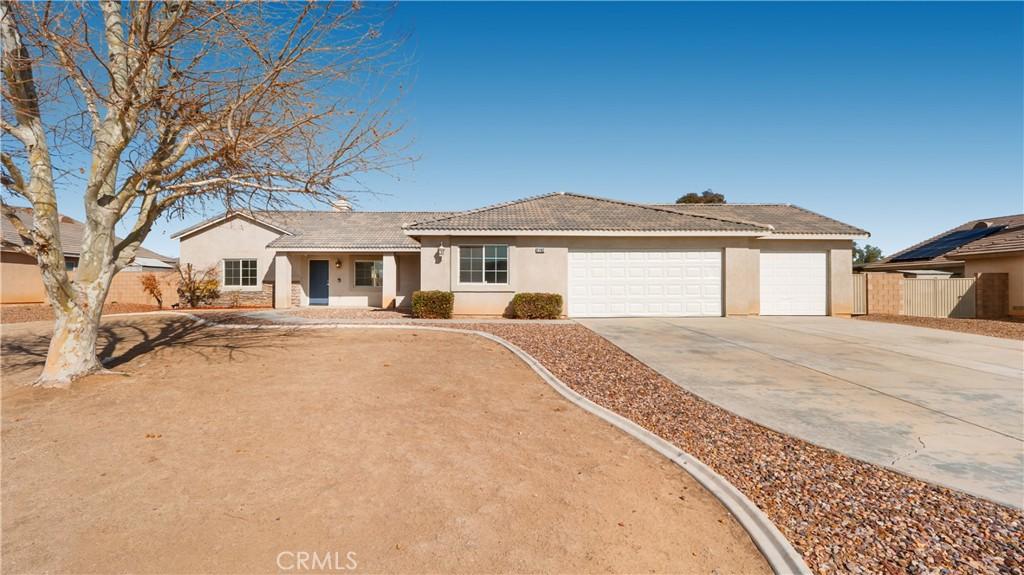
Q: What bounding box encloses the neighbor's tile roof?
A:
[261,211,452,249]
[864,213,1024,270]
[948,221,1024,257]
[2,206,175,262]
[653,203,869,236]
[404,192,769,232]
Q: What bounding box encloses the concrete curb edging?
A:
[116,312,811,574]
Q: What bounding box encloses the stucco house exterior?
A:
[173,192,869,317]
[862,213,1024,317]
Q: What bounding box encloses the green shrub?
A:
[411,290,454,319]
[511,292,563,319]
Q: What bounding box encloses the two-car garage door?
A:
[568,250,722,317]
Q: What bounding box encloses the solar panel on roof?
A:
[891,226,1005,262]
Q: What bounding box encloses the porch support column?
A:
[382,252,397,309]
[274,252,292,308]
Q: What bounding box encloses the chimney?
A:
[331,196,352,212]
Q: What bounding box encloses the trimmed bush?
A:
[511,292,563,319]
[411,290,454,319]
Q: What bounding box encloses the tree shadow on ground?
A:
[1,316,300,377]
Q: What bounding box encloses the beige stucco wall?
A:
[964,253,1024,317]
[1,251,47,304]
[178,216,281,293]
[417,235,854,317]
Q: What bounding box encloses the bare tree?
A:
[1,0,409,386]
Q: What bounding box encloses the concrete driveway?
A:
[581,316,1024,508]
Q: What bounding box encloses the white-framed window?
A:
[459,245,508,284]
[354,260,383,287]
[223,258,258,287]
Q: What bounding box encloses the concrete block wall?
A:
[975,273,1009,319]
[104,271,179,308]
[865,272,903,315]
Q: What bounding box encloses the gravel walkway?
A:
[0,303,159,324]
[855,314,1024,341]
[281,307,409,320]
[461,323,1023,575]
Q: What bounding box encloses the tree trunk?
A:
[35,272,114,388]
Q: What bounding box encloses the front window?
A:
[224,259,257,287]
[459,245,508,284]
[355,260,383,287]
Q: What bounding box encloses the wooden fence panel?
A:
[903,278,975,318]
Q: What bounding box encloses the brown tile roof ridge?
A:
[405,191,772,230]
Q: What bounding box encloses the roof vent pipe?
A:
[331,196,352,212]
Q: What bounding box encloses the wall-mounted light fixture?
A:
[334,258,343,269]
[435,245,446,258]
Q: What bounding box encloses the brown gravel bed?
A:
[457,323,1024,575]
[0,302,159,324]
[856,314,1024,341]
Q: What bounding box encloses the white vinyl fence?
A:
[903,277,976,318]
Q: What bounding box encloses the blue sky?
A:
[61,2,1024,256]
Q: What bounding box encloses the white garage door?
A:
[568,250,722,317]
[759,251,827,315]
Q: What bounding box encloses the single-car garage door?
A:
[568,250,722,317]
[759,251,827,315]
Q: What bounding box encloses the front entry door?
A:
[309,260,330,305]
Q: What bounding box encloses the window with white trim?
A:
[355,260,383,287]
[224,259,258,287]
[459,245,508,284]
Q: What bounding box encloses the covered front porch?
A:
[272,251,420,310]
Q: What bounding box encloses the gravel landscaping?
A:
[855,314,1024,340]
[459,323,1024,575]
[0,302,159,324]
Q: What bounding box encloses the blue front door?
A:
[309,260,329,305]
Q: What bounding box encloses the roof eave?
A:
[404,229,766,237]
[268,246,422,252]
[170,212,293,239]
[757,233,869,240]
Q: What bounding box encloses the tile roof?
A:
[652,203,869,236]
[258,211,452,249]
[404,192,770,232]
[2,207,175,262]
[864,213,1024,270]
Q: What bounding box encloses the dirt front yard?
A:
[1,316,769,574]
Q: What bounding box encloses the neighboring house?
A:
[862,214,1023,317]
[173,192,868,317]
[1,207,177,304]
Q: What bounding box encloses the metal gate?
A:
[903,278,976,318]
[852,274,867,315]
